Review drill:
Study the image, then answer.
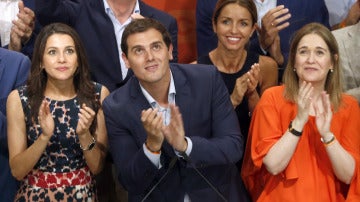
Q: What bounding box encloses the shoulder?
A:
[341,93,359,108]
[197,54,212,65]
[259,55,277,68]
[103,78,134,107]
[0,48,30,63]
[171,63,217,77]
[261,85,285,101]
[140,1,176,22]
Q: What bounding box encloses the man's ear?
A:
[121,52,131,69]
[168,44,174,61]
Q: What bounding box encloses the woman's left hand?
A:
[246,63,260,96]
[314,91,332,136]
[76,104,96,136]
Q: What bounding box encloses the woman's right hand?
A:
[38,99,54,138]
[295,81,313,126]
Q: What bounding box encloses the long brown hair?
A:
[283,23,342,110]
[28,23,99,133]
[213,0,258,26]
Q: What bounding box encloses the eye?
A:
[222,19,231,25]
[48,49,56,55]
[240,21,248,27]
[65,48,75,55]
[152,43,162,51]
[315,50,325,56]
[134,48,144,55]
[297,49,309,55]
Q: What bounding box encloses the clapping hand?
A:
[76,104,96,136]
[38,99,54,138]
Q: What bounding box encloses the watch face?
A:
[88,142,96,150]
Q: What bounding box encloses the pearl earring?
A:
[330,69,333,73]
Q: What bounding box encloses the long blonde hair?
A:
[283,23,342,110]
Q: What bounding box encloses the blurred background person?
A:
[325,0,360,30]
[332,21,360,103]
[0,47,30,202]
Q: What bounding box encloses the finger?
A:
[272,9,291,26]
[11,26,24,38]
[18,1,24,12]
[169,104,184,132]
[17,12,34,27]
[23,7,35,19]
[321,91,331,114]
[141,108,155,123]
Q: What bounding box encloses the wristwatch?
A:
[288,121,302,136]
[80,136,96,151]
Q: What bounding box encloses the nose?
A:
[58,52,65,63]
[231,23,238,34]
[306,51,315,63]
[146,49,155,61]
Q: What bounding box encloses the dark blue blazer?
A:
[103,64,249,202]
[0,48,30,202]
[35,0,178,92]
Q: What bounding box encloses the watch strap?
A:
[288,121,302,136]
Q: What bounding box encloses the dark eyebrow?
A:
[130,45,144,51]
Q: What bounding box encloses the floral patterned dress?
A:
[14,83,102,202]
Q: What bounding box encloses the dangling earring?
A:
[330,69,333,73]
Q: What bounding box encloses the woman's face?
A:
[294,33,334,85]
[213,3,255,51]
[42,33,78,82]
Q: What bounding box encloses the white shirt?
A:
[103,0,140,79]
[0,0,19,46]
[324,0,357,26]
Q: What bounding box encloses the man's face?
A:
[122,28,173,87]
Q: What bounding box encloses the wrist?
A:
[145,141,161,154]
[321,132,336,146]
[288,119,304,137]
[178,138,188,153]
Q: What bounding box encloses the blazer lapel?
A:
[139,1,154,18]
[170,65,191,136]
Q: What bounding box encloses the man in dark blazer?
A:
[35,0,178,92]
[103,18,249,202]
[0,47,30,202]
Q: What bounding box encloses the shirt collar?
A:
[140,71,176,108]
[103,0,140,15]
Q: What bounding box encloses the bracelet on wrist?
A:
[321,133,336,146]
[145,141,161,154]
[80,136,96,151]
[339,19,347,28]
[288,120,302,136]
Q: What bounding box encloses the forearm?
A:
[324,138,355,184]
[10,134,50,180]
[263,131,300,175]
[78,132,105,174]
[246,91,260,112]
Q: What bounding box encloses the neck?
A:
[44,79,76,100]
[210,48,247,73]
[106,0,136,22]
[140,73,171,107]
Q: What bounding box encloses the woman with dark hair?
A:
[242,22,360,201]
[7,23,109,201]
[195,0,278,149]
